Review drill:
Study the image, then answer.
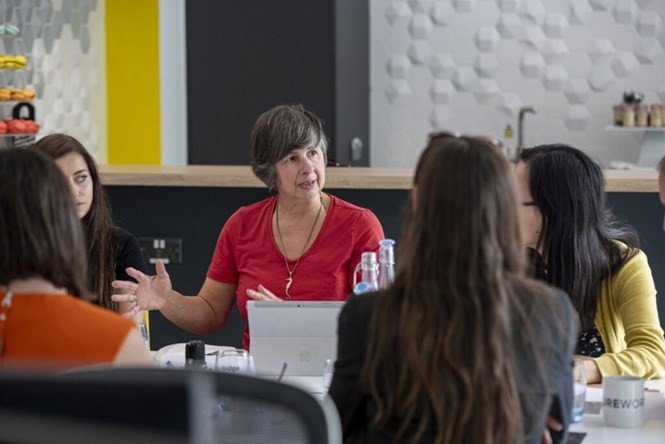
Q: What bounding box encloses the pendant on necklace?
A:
[285,276,293,299]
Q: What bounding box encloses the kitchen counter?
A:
[99,165,657,193]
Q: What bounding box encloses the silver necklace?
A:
[275,196,323,299]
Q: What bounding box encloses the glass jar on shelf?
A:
[622,104,635,128]
[650,104,663,127]
[635,105,648,127]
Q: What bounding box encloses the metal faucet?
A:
[516,106,537,160]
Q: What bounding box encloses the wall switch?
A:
[138,237,183,264]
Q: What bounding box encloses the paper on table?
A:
[154,343,236,369]
[645,379,665,393]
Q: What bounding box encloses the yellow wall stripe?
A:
[106,0,160,164]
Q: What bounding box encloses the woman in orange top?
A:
[0,148,152,370]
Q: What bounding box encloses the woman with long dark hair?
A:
[0,148,151,369]
[330,134,576,444]
[517,144,665,383]
[33,134,147,317]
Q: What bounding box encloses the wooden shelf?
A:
[99,165,656,193]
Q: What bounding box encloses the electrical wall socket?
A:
[138,237,183,264]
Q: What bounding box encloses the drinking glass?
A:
[215,349,250,375]
[322,358,335,396]
[572,359,587,423]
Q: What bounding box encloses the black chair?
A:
[0,367,342,444]
[0,368,214,444]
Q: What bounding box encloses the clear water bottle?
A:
[353,251,378,294]
[378,239,395,289]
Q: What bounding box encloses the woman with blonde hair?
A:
[329,133,576,443]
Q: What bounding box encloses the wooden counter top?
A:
[99,165,658,193]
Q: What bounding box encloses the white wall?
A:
[10,0,665,168]
[370,0,665,168]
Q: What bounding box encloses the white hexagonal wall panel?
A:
[611,52,640,77]
[497,13,522,38]
[409,13,432,39]
[387,54,411,79]
[371,0,665,167]
[430,80,454,104]
[429,53,456,78]
[430,2,455,25]
[385,2,411,26]
[544,13,568,38]
[475,26,500,52]
[473,54,500,78]
[637,11,662,37]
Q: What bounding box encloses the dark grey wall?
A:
[185,0,369,166]
[106,186,665,350]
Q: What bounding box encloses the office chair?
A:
[209,370,343,444]
[0,368,215,444]
[0,367,342,444]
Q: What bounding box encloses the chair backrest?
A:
[210,370,343,444]
[0,368,216,444]
[0,367,342,444]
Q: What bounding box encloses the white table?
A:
[279,376,326,400]
[570,386,665,443]
[282,377,665,443]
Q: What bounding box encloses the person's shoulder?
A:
[223,196,275,227]
[328,194,367,212]
[61,295,135,328]
[112,226,137,246]
[327,194,379,221]
[230,196,275,218]
[341,291,376,318]
[511,279,574,319]
[612,242,650,274]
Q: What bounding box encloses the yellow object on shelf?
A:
[0,88,35,101]
[0,55,27,69]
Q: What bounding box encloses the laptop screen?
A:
[247,301,345,377]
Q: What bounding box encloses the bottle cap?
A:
[361,251,377,266]
[378,239,395,264]
[353,281,373,295]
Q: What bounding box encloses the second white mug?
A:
[602,375,645,428]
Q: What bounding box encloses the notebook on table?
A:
[247,300,345,377]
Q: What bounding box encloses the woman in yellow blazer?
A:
[515,143,665,383]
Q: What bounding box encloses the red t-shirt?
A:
[207,193,385,348]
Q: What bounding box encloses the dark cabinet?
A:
[186,0,369,166]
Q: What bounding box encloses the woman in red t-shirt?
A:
[113,104,385,348]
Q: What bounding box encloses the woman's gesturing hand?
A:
[112,259,172,317]
[246,284,282,301]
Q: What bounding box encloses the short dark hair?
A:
[0,148,91,299]
[249,104,328,194]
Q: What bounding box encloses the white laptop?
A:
[247,300,345,377]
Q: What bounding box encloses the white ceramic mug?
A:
[602,376,645,428]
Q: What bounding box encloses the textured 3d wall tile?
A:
[371,0,665,167]
[0,0,104,159]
